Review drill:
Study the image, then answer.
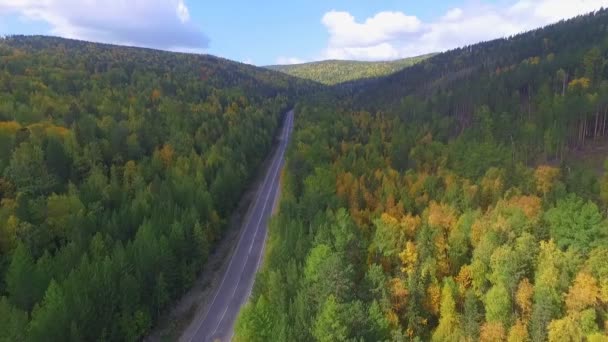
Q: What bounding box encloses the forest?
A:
[0,35,313,341]
[235,9,608,342]
[267,54,433,85]
[3,7,608,342]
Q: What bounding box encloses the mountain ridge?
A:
[266,53,435,85]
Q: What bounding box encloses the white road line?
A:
[208,112,292,339]
[187,112,291,342]
[209,151,280,336]
[231,114,292,342]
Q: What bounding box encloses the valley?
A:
[2,6,608,342]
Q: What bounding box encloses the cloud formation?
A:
[276,56,307,65]
[0,0,208,51]
[321,0,608,61]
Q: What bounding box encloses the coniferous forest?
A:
[266,54,434,85]
[0,35,311,341]
[2,8,608,342]
[235,10,608,342]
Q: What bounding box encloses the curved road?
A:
[182,109,294,342]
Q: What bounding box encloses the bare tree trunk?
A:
[562,73,568,96]
[528,84,532,118]
[511,135,516,163]
[581,119,587,147]
[583,118,588,146]
[595,109,600,140]
[579,119,584,147]
[585,118,590,144]
[602,106,608,136]
[600,108,604,138]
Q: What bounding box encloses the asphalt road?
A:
[182,109,294,342]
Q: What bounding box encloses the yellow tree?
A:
[428,201,458,275]
[547,315,582,342]
[515,278,534,323]
[389,277,408,316]
[480,167,505,207]
[565,272,600,314]
[399,241,417,276]
[425,283,441,317]
[507,320,529,342]
[507,195,542,220]
[534,165,560,197]
[455,265,473,294]
[480,322,506,342]
[157,144,174,168]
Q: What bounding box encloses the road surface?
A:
[182,109,294,342]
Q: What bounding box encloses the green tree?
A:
[530,241,564,342]
[6,243,40,311]
[544,195,607,252]
[154,273,169,315]
[432,279,463,342]
[0,297,28,341]
[234,295,275,342]
[27,280,69,342]
[45,190,85,241]
[367,300,390,341]
[484,284,512,327]
[313,295,347,342]
[584,47,603,85]
[4,142,56,195]
[44,135,71,182]
[462,290,482,341]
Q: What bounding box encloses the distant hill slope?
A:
[267,54,434,85]
[350,10,608,113]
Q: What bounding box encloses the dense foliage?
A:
[0,35,313,341]
[267,54,433,85]
[236,9,608,342]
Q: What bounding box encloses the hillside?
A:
[267,54,433,85]
[0,35,313,341]
[5,7,608,342]
[350,11,608,112]
[236,9,608,342]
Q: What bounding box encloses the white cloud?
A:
[322,10,421,48]
[176,0,190,23]
[276,56,306,65]
[442,8,463,21]
[317,0,608,61]
[0,0,208,50]
[325,42,399,61]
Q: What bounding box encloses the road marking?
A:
[188,111,293,342]
[230,114,292,342]
[248,112,291,291]
[188,111,292,342]
[208,112,292,340]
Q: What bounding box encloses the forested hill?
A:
[351,9,608,114]
[267,54,433,85]
[0,35,312,341]
[346,8,608,162]
[235,9,608,342]
[1,35,316,99]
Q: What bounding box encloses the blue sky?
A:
[1,0,607,65]
[196,0,465,64]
